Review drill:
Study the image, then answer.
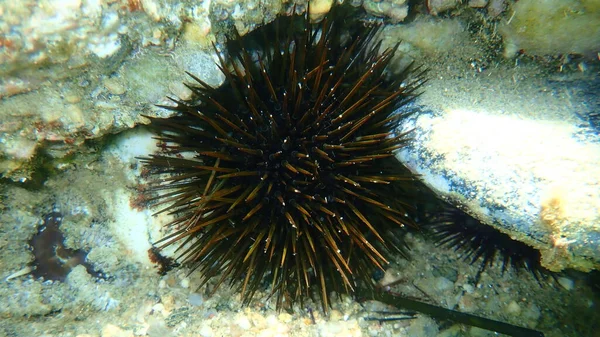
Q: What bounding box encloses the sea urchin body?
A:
[141,4,424,311]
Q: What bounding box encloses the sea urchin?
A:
[428,203,551,283]
[140,4,424,311]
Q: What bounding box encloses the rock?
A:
[434,276,454,291]
[468,0,488,8]
[427,0,460,16]
[486,0,506,18]
[199,325,214,337]
[557,276,575,291]
[188,293,204,306]
[235,314,252,330]
[396,75,600,273]
[362,0,410,23]
[0,0,263,182]
[309,0,334,21]
[504,300,522,315]
[384,17,469,55]
[499,0,600,57]
[180,277,190,288]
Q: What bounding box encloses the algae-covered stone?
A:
[0,0,273,182]
[500,0,600,57]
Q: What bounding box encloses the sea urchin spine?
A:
[140,4,424,311]
[428,203,551,283]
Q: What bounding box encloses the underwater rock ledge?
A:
[397,99,600,273]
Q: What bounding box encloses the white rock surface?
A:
[397,87,600,272]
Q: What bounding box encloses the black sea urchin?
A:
[140,4,424,311]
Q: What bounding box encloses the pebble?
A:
[151,303,168,317]
[309,0,333,21]
[236,314,252,330]
[199,325,214,337]
[188,293,204,306]
[505,300,522,315]
[362,0,409,23]
[434,276,454,291]
[180,277,190,288]
[557,277,574,291]
[462,283,475,293]
[161,295,175,312]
